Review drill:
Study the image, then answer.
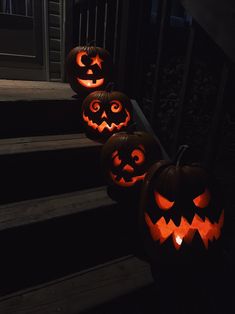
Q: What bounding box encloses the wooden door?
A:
[0,0,48,80]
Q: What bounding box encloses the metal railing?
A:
[74,0,120,65]
[148,0,231,168]
[72,0,233,170]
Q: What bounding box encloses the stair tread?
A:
[0,133,101,155]
[0,186,114,232]
[0,255,153,314]
[0,80,76,102]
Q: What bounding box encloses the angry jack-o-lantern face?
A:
[101,132,162,188]
[140,152,224,257]
[82,88,133,142]
[66,46,113,95]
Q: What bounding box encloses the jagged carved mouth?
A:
[83,109,131,133]
[77,78,104,88]
[145,210,224,250]
[110,172,146,187]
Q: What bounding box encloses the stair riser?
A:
[0,100,83,138]
[0,203,140,296]
[0,146,104,204]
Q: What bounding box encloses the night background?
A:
[0,0,234,313]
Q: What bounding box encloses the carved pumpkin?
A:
[101,131,162,201]
[82,84,133,143]
[140,145,225,264]
[66,45,113,95]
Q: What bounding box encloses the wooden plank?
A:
[49,61,61,72]
[0,186,114,232]
[50,38,61,51]
[50,72,62,80]
[0,133,101,155]
[49,1,60,15]
[0,80,74,102]
[0,256,153,314]
[50,50,61,62]
[49,26,60,39]
[49,13,61,27]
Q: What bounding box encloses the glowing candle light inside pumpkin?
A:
[175,235,183,246]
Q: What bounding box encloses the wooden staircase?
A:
[0,80,154,313]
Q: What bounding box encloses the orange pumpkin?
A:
[140,145,225,264]
[82,85,133,143]
[101,131,162,202]
[101,131,162,187]
[66,45,113,96]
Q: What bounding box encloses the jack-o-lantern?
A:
[82,84,133,143]
[101,131,162,201]
[140,145,225,264]
[66,45,113,95]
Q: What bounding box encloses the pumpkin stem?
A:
[105,82,115,92]
[87,40,96,46]
[175,145,189,166]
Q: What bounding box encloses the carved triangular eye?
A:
[154,191,174,210]
[193,189,211,208]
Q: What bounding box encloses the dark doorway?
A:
[0,0,48,80]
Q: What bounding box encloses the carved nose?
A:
[86,69,93,74]
[123,164,134,173]
[101,111,107,118]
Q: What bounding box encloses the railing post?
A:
[204,62,229,170]
[116,0,130,91]
[171,24,195,155]
[151,0,171,127]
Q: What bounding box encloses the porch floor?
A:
[0,79,75,101]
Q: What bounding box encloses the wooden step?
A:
[0,186,114,232]
[0,133,101,155]
[0,99,83,138]
[0,80,84,138]
[0,256,153,314]
[0,133,104,204]
[0,80,75,102]
[0,187,142,296]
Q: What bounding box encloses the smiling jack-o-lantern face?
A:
[101,132,162,189]
[82,89,133,143]
[140,157,225,261]
[110,145,146,187]
[66,46,113,95]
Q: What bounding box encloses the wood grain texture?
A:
[0,133,101,155]
[0,80,74,101]
[0,186,115,232]
[0,256,153,314]
[50,38,61,51]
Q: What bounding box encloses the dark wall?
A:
[181,0,235,63]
